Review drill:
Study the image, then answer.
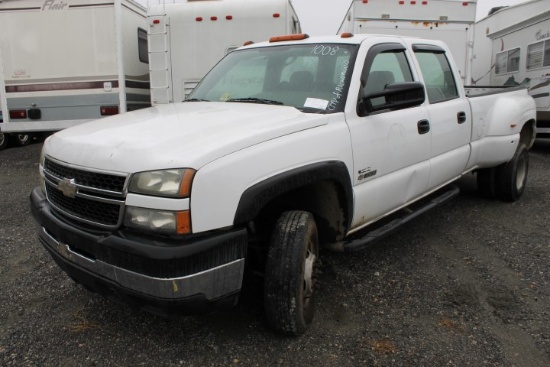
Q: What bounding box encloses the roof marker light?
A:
[362,0,368,3]
[462,2,468,5]
[226,15,232,20]
[269,33,309,43]
[210,16,217,21]
[153,19,160,24]
[243,40,254,46]
[340,32,354,38]
[411,1,416,4]
[196,17,203,21]
[273,13,280,18]
[399,1,405,4]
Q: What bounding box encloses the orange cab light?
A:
[269,33,309,43]
[341,32,354,38]
[243,40,255,46]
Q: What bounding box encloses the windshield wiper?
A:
[226,97,283,105]
[184,98,210,102]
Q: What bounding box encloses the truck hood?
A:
[45,102,328,173]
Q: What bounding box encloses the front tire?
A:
[264,211,320,336]
[495,144,529,202]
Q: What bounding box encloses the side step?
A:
[342,185,460,252]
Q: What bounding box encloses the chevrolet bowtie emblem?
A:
[58,178,77,198]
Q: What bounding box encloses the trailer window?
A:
[495,48,520,74]
[527,40,550,70]
[138,28,148,64]
[414,51,458,103]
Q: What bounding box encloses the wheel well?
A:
[252,180,349,246]
[520,119,536,149]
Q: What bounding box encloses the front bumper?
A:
[30,187,248,315]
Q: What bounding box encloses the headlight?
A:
[129,169,196,198]
[124,207,191,235]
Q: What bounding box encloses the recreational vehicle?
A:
[0,0,151,149]
[147,0,301,105]
[471,0,550,137]
[337,0,477,84]
[470,0,546,85]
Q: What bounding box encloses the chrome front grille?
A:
[43,157,128,229]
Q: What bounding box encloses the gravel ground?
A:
[1,139,549,367]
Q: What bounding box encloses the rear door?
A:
[411,44,471,189]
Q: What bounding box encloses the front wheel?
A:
[495,144,529,202]
[264,211,320,336]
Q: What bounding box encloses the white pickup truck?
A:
[30,33,536,335]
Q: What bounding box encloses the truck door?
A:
[346,43,432,229]
[412,44,471,189]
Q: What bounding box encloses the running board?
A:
[341,185,460,252]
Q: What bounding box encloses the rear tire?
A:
[477,167,497,199]
[264,211,320,336]
[495,144,529,202]
[0,132,8,150]
[13,133,31,147]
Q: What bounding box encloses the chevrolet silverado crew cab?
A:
[30,33,536,335]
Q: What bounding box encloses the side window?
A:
[364,51,413,96]
[362,49,413,110]
[414,50,458,103]
[138,28,148,64]
[527,41,550,70]
[495,48,520,74]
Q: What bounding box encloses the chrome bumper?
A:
[40,227,245,301]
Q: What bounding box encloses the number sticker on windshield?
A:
[311,45,340,56]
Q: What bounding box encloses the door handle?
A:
[457,111,467,124]
[417,119,430,134]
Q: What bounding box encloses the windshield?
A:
[187,43,359,113]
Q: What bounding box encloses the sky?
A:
[141,0,532,36]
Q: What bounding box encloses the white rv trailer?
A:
[337,0,477,84]
[147,0,301,105]
[471,0,546,85]
[0,0,150,144]
[490,10,550,137]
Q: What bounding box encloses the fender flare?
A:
[234,161,353,229]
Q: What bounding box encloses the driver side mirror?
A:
[358,82,426,116]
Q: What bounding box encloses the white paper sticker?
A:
[304,98,329,110]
